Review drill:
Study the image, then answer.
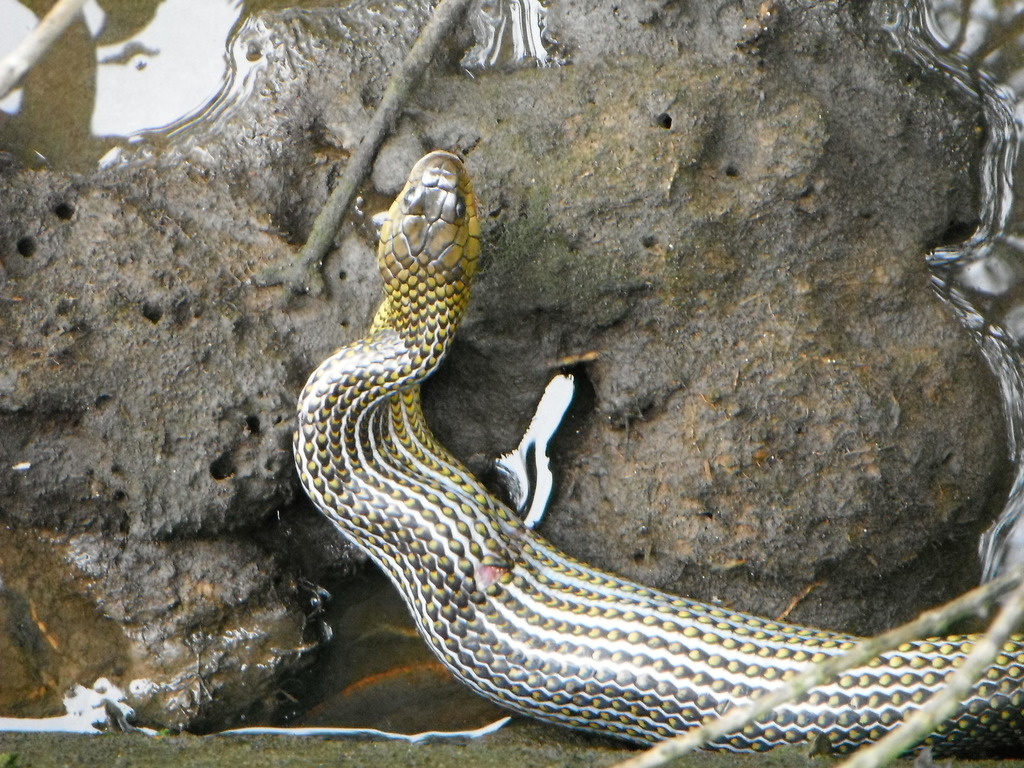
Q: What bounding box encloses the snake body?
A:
[295,151,1024,754]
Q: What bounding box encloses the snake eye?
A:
[403,186,420,212]
[454,196,467,220]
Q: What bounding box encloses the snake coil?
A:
[295,150,1024,754]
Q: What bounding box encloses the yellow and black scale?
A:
[294,150,1024,755]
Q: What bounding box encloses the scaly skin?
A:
[295,150,1024,755]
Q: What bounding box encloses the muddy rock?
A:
[0,0,1005,732]
[422,3,1003,635]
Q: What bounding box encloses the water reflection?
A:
[90,0,245,138]
[1,1,102,169]
[0,0,559,170]
[462,0,562,69]
[890,0,1024,579]
[0,0,248,170]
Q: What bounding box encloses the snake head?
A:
[377,151,481,331]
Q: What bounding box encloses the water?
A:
[87,0,247,138]
[0,0,559,170]
[0,0,250,169]
[887,0,1024,579]
[461,0,562,69]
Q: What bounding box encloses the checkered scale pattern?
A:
[294,151,1024,756]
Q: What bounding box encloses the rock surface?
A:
[0,0,1006,732]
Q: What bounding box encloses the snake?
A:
[295,150,1024,755]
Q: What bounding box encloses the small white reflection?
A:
[958,253,1019,295]
[217,716,512,742]
[98,146,123,168]
[1004,304,1024,342]
[0,88,21,114]
[463,0,560,69]
[495,373,575,529]
[128,678,156,698]
[0,0,35,115]
[0,678,156,734]
[82,0,106,39]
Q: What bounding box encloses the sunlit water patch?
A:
[0,0,251,168]
[88,0,247,138]
[96,10,278,168]
[0,1,34,114]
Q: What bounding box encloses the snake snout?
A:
[382,151,479,283]
[401,153,471,230]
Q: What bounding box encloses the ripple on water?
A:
[0,0,564,171]
[462,0,565,69]
[889,0,1024,579]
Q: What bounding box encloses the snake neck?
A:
[295,324,523,605]
[295,152,1024,756]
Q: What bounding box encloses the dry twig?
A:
[609,565,1024,768]
[0,0,90,99]
[258,0,476,295]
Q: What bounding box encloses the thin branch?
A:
[0,0,90,99]
[257,0,476,295]
[968,8,1024,67]
[946,0,974,56]
[837,574,1024,768]
[608,564,1024,768]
